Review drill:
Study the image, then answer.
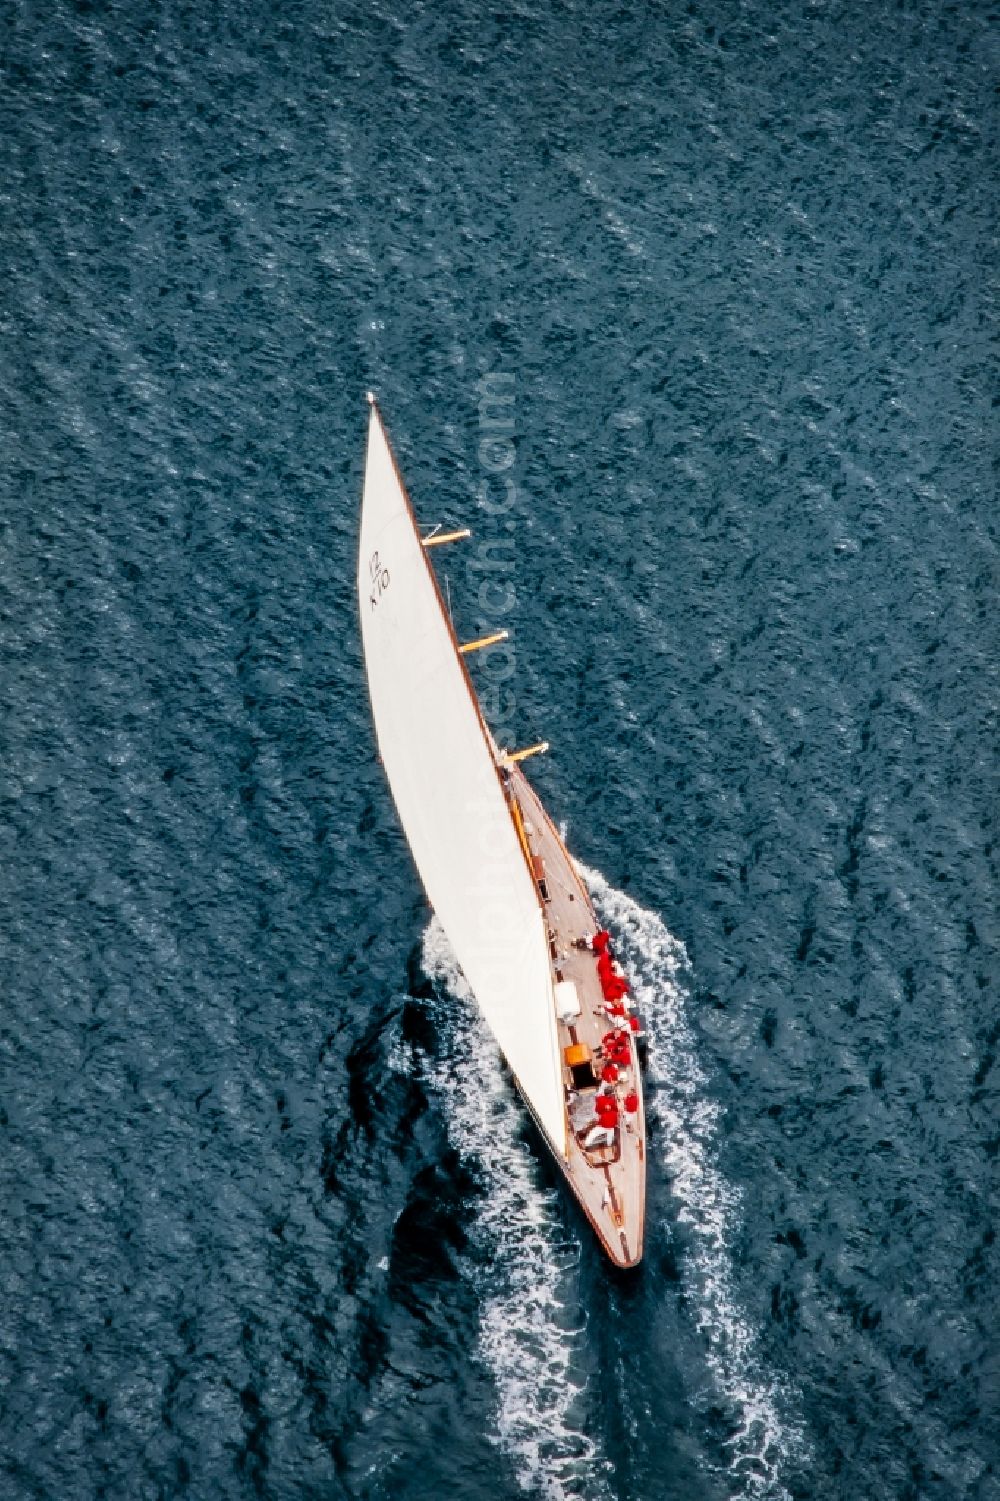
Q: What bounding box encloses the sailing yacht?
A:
[358,394,646,1267]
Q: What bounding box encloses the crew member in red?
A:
[592,930,611,954]
[604,1029,630,1066]
[595,1094,619,1127]
[624,1090,638,1114]
[601,974,629,1002]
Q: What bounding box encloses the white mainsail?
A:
[358,398,566,1153]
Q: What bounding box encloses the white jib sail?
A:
[358,400,567,1154]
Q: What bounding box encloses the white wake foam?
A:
[579,863,807,1500]
[413,920,615,1501]
[402,872,806,1500]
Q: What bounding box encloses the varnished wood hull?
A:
[510,767,646,1269]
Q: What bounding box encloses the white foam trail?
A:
[412,920,615,1501]
[579,863,808,1500]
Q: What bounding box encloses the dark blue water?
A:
[2,2,996,1497]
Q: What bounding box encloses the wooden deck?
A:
[510,766,646,1267]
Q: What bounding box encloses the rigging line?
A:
[541,859,579,904]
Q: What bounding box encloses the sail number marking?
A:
[368,551,390,611]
